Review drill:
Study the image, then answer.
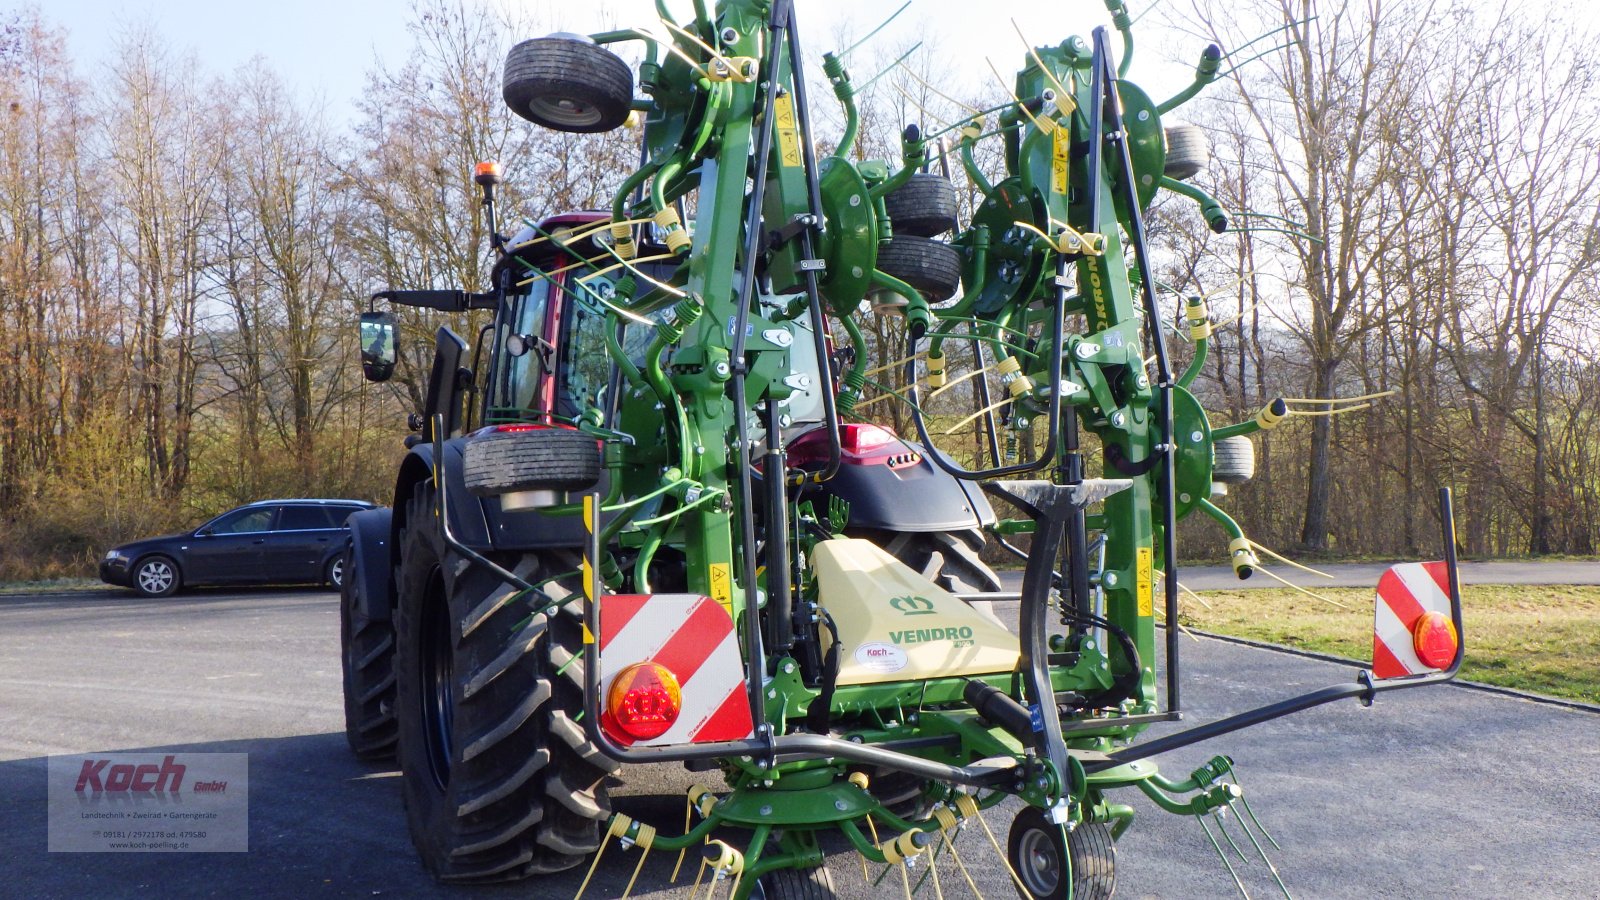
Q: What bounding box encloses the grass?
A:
[1181,584,1600,706]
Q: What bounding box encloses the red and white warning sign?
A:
[1372,561,1460,679]
[597,594,754,747]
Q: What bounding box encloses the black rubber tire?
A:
[752,864,837,900]
[463,428,602,496]
[341,540,398,760]
[875,235,964,302]
[862,528,1003,595]
[131,555,180,597]
[503,36,633,133]
[884,173,960,238]
[1007,808,1116,900]
[1212,435,1256,485]
[394,486,616,882]
[1164,124,1210,181]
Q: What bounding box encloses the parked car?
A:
[99,499,376,597]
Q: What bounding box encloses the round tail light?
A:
[607,662,682,741]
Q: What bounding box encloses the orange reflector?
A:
[1412,610,1458,670]
[607,662,682,741]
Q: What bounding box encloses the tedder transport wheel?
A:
[394,485,616,882]
[502,35,633,133]
[341,542,397,760]
[875,234,964,303]
[1212,435,1256,485]
[752,865,838,900]
[1163,124,1210,181]
[884,172,960,238]
[1007,808,1116,900]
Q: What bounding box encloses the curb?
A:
[1184,627,1600,716]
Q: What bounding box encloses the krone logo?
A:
[889,595,936,616]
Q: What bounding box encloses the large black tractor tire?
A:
[752,864,838,900]
[1007,808,1116,900]
[856,528,1004,595]
[1163,124,1210,181]
[463,427,603,497]
[503,35,633,133]
[884,173,960,238]
[875,235,964,303]
[394,486,616,882]
[341,541,397,760]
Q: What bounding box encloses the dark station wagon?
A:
[99,499,375,597]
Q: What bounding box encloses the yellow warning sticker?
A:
[1136,547,1153,617]
[709,562,733,615]
[1051,125,1071,196]
[582,623,596,645]
[773,94,802,168]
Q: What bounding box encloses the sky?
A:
[41,0,1209,121]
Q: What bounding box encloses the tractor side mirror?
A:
[360,311,398,382]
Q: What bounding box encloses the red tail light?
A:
[1412,610,1458,669]
[606,662,682,740]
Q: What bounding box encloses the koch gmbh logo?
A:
[75,755,188,793]
[49,752,248,852]
[889,595,936,616]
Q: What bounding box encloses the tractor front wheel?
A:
[394,485,615,882]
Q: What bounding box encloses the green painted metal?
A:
[439,0,1337,888]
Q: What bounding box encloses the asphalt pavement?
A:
[2,585,1597,898]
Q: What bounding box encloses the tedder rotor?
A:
[341,2,1467,897]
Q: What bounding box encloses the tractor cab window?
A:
[487,279,552,418]
[556,277,616,421]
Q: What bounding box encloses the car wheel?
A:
[132,555,180,598]
[326,555,346,590]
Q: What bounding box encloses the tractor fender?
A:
[804,439,996,533]
[345,507,395,623]
[393,437,591,556]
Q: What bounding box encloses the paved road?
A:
[1001,560,1600,592]
[2,587,1597,898]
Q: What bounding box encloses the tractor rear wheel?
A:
[1007,808,1116,900]
[394,485,615,882]
[341,542,397,760]
[856,528,1003,595]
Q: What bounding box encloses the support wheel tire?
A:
[132,555,180,597]
[341,542,397,760]
[884,173,960,237]
[752,865,837,900]
[875,235,963,302]
[395,485,616,882]
[503,36,633,133]
[1164,124,1210,181]
[1007,808,1116,900]
[1212,435,1255,485]
[464,427,602,496]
